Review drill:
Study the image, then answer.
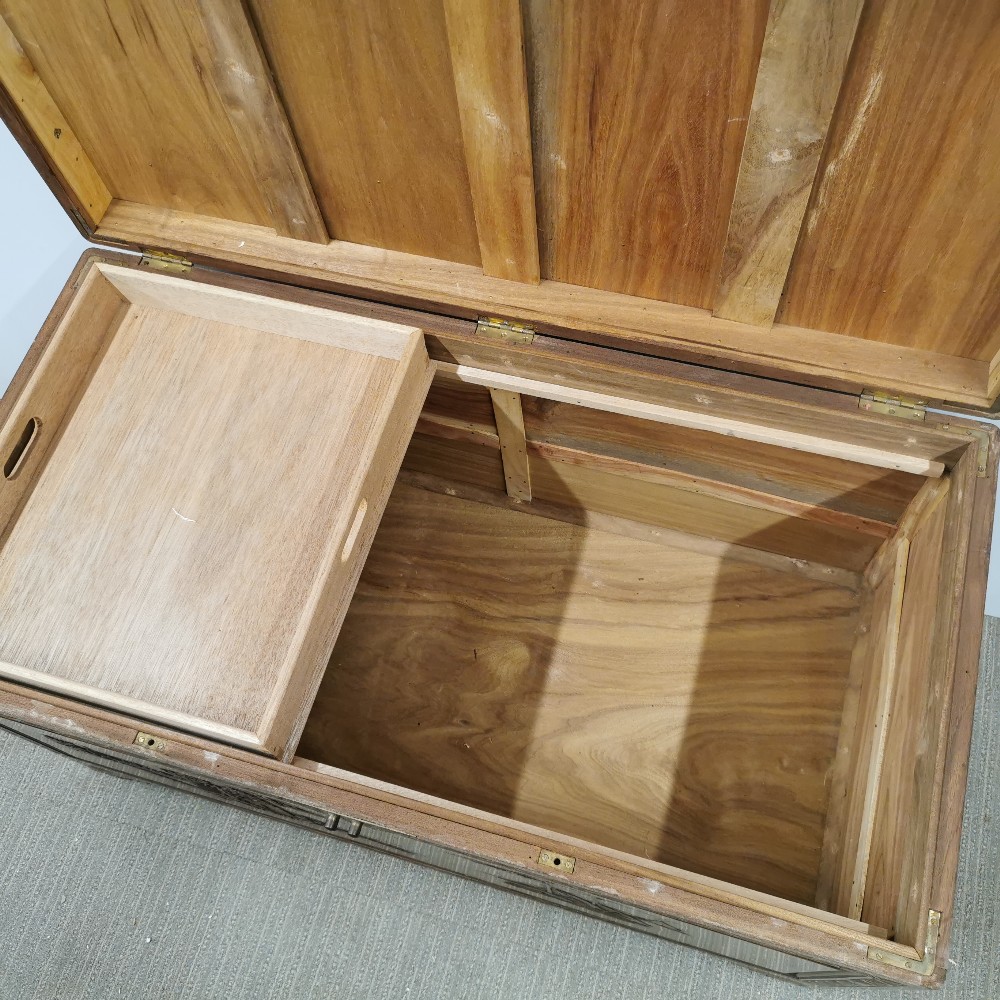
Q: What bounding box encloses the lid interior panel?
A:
[0,0,998,406]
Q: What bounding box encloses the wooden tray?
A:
[0,261,432,758]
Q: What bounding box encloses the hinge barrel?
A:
[476,316,535,346]
[859,390,927,421]
[139,250,193,274]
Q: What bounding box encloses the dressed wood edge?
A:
[443,363,947,477]
[93,201,994,409]
[0,15,111,227]
[847,539,911,919]
[95,262,422,361]
[0,662,266,752]
[261,340,436,763]
[714,0,865,327]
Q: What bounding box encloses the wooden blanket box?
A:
[1,1,998,987]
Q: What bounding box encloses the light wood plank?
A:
[301,481,861,905]
[0,14,111,226]
[96,201,995,407]
[0,298,429,758]
[714,0,864,326]
[489,389,531,501]
[525,0,769,306]
[781,0,1000,362]
[191,0,327,243]
[247,0,480,263]
[847,538,910,919]
[444,363,946,477]
[443,0,539,283]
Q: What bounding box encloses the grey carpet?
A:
[1,624,998,1000]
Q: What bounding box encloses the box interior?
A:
[0,260,970,951]
[295,370,957,945]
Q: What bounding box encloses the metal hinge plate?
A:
[867,910,941,976]
[859,390,927,421]
[477,316,535,346]
[134,731,167,752]
[537,849,576,873]
[139,250,193,274]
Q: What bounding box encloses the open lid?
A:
[1,1,998,409]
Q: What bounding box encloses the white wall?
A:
[1,119,998,614]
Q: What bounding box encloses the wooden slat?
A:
[714,0,864,326]
[247,0,480,264]
[95,202,995,408]
[443,363,947,477]
[780,0,1000,362]
[488,389,531,501]
[525,0,769,306]
[846,538,909,918]
[861,477,955,940]
[0,14,110,226]
[192,0,327,243]
[443,0,540,283]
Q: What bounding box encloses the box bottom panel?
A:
[299,480,863,906]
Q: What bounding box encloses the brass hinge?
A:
[867,910,941,976]
[139,249,193,274]
[859,390,927,421]
[476,316,535,346]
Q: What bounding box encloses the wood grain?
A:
[443,0,539,283]
[189,0,327,243]
[780,0,1000,362]
[300,481,861,904]
[0,13,110,226]
[247,0,480,264]
[518,394,924,526]
[0,0,322,235]
[0,287,429,757]
[714,0,864,326]
[525,0,768,306]
[95,202,995,407]
[489,389,531,501]
[862,482,950,938]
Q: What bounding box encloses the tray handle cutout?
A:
[340,498,368,563]
[3,418,41,480]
